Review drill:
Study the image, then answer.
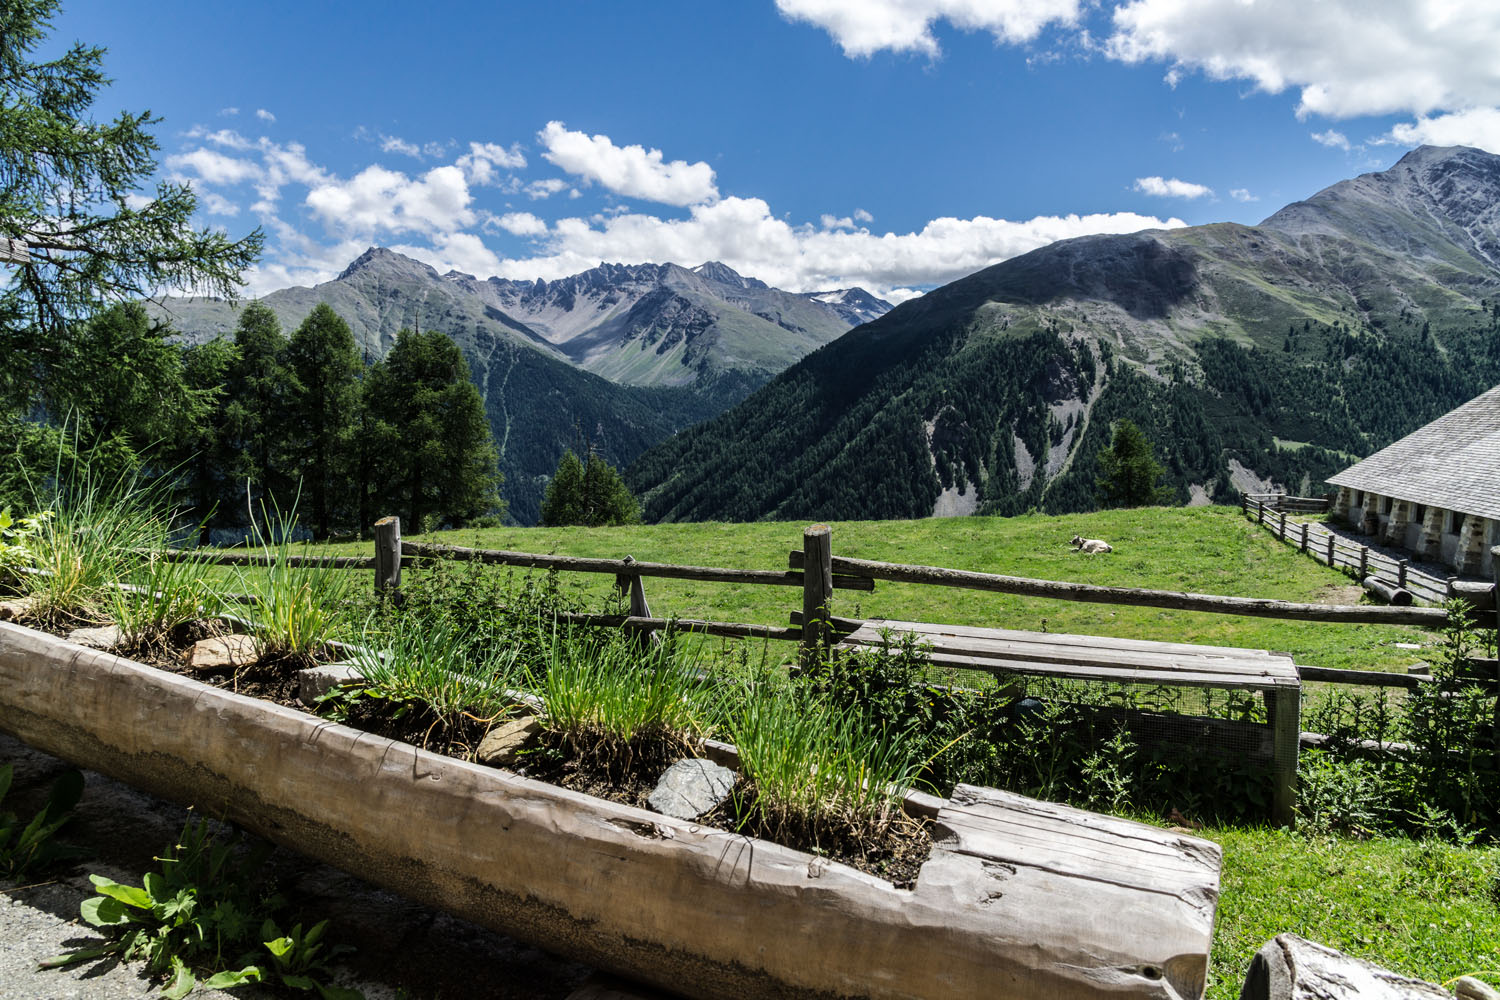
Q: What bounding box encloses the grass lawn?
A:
[318,505,1437,674]
[260,504,1494,991]
[1204,824,1500,997]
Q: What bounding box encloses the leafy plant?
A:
[1080,724,1137,813]
[43,817,361,999]
[349,619,521,738]
[1297,753,1392,836]
[729,673,921,848]
[0,506,51,577]
[235,501,355,664]
[532,628,720,771]
[21,455,170,625]
[0,763,83,879]
[107,543,226,654]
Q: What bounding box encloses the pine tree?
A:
[364,329,501,532]
[1095,419,1175,508]
[284,304,361,538]
[540,447,640,527]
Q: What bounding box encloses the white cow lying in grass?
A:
[1070,534,1113,554]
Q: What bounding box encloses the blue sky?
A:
[52,1,1500,300]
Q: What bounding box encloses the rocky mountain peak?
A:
[337,246,440,283]
[692,261,767,290]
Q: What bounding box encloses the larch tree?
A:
[0,0,261,413]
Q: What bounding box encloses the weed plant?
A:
[532,628,721,774]
[0,763,83,879]
[729,672,921,850]
[44,816,361,999]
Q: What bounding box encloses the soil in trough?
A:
[11,608,933,888]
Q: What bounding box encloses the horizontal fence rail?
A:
[790,550,1449,626]
[403,541,875,591]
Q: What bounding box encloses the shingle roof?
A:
[1328,383,1500,521]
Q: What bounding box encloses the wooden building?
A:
[1328,384,1500,578]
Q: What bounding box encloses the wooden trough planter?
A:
[0,620,1221,999]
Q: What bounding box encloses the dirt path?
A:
[0,732,594,1000]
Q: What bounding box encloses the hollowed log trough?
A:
[0,621,1220,999]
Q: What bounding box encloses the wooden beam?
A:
[0,237,28,264]
[373,515,401,594]
[554,612,801,642]
[406,541,873,590]
[801,524,833,664]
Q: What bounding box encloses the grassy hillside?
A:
[338,505,1435,673]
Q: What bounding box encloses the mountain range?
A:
[627,145,1500,523]
[156,252,891,523]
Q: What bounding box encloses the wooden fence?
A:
[1240,495,1487,608]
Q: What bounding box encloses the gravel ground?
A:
[0,732,596,1000]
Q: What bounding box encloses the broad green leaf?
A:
[143,871,165,901]
[202,966,264,988]
[80,895,130,926]
[162,957,196,1000]
[264,936,293,960]
[37,943,117,969]
[281,973,318,990]
[88,876,152,910]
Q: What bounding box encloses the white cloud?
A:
[169,121,1183,306]
[255,108,276,123]
[1106,0,1500,119]
[1311,129,1351,151]
[1230,188,1257,203]
[484,196,1183,302]
[218,107,239,117]
[1133,175,1213,199]
[494,211,548,236]
[200,192,240,216]
[775,0,1082,57]
[1382,107,1500,154]
[526,178,569,200]
[165,148,261,186]
[456,141,527,185]
[381,134,422,158]
[539,121,718,206]
[306,163,475,235]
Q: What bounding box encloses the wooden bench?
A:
[837,618,1302,826]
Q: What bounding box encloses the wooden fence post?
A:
[1241,495,1249,517]
[616,555,660,648]
[1326,533,1335,568]
[1278,511,1287,541]
[1300,522,1309,553]
[1257,501,1266,524]
[373,516,401,595]
[1398,559,1408,589]
[1270,685,1300,829]
[1359,546,1369,580]
[801,524,834,665]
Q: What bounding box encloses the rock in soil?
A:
[648,758,737,820]
[67,624,122,650]
[0,596,34,621]
[477,716,541,767]
[297,662,364,702]
[181,633,259,673]
[1457,977,1500,1000]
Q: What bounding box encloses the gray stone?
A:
[647,758,736,820]
[1457,977,1500,1000]
[476,716,541,767]
[0,597,33,622]
[67,624,121,650]
[298,663,365,702]
[181,632,259,672]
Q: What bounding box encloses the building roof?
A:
[1328,383,1500,521]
